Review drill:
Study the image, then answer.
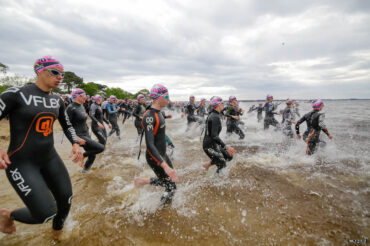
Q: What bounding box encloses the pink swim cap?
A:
[34,56,64,74]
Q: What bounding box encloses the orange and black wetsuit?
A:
[143,107,176,203]
[0,84,79,230]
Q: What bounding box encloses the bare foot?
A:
[134,177,149,188]
[202,163,211,171]
[52,229,63,241]
[0,209,16,234]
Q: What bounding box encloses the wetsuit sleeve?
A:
[89,104,99,124]
[295,114,307,134]
[0,87,20,120]
[318,114,330,136]
[132,104,140,118]
[210,116,226,148]
[143,111,164,164]
[59,99,79,145]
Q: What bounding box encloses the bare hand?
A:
[328,135,333,140]
[69,144,84,165]
[226,146,236,156]
[292,121,297,124]
[232,116,240,120]
[109,124,112,129]
[0,149,11,169]
[181,113,184,118]
[167,114,172,118]
[77,137,86,145]
[98,122,104,130]
[162,162,179,182]
[297,134,301,140]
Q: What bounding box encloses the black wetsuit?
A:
[203,110,232,173]
[0,84,79,230]
[295,110,316,142]
[185,102,198,131]
[143,107,176,203]
[306,111,330,155]
[66,102,104,171]
[107,102,120,138]
[90,102,109,145]
[224,105,245,139]
[133,102,146,135]
[264,102,279,130]
[197,105,206,125]
[121,102,130,124]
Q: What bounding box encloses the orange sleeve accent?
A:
[147,149,162,165]
[153,112,160,135]
[306,130,315,155]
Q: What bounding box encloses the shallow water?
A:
[0,100,369,245]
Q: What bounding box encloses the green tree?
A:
[62,71,83,93]
[0,84,11,94]
[80,82,99,96]
[105,87,131,99]
[0,62,9,74]
[134,88,150,99]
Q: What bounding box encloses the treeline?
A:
[0,62,149,99]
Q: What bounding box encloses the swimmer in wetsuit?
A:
[67,89,105,173]
[90,95,111,146]
[281,99,297,138]
[252,103,264,122]
[303,100,333,155]
[224,96,245,139]
[182,95,199,132]
[133,94,146,136]
[107,95,121,139]
[134,84,179,205]
[0,56,83,238]
[202,96,236,174]
[263,94,280,130]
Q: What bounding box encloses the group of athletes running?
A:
[0,56,333,238]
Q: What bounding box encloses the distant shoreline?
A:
[237,98,370,102]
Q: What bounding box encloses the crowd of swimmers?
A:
[0,56,333,238]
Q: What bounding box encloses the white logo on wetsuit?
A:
[20,92,60,109]
[10,168,32,196]
[0,98,5,118]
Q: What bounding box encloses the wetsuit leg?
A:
[122,113,129,124]
[80,136,105,170]
[146,153,176,204]
[306,131,320,155]
[92,125,107,145]
[234,124,245,139]
[6,155,73,230]
[134,119,143,135]
[203,145,231,173]
[108,115,120,137]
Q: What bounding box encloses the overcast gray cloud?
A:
[1,0,369,100]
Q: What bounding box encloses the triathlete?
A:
[202,97,236,174]
[90,95,111,146]
[224,96,245,139]
[133,84,179,204]
[281,99,296,138]
[304,100,333,155]
[133,94,146,136]
[66,89,105,173]
[107,95,121,139]
[263,94,280,130]
[0,56,83,238]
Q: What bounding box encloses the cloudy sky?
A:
[1,0,369,100]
